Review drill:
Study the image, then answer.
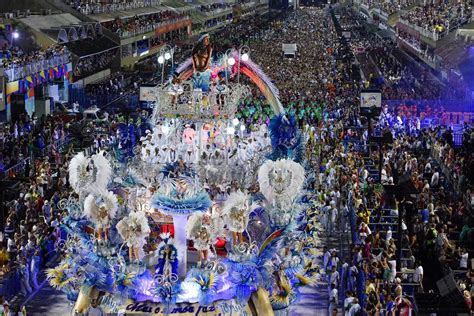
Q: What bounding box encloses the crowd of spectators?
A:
[357,0,415,15]
[0,113,75,307]
[195,3,232,14]
[73,48,118,79]
[66,0,161,15]
[206,7,474,314]
[0,113,68,176]
[2,45,70,82]
[85,70,145,102]
[102,11,188,38]
[1,4,473,314]
[400,1,471,37]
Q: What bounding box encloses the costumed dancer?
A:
[222,191,251,245]
[168,73,184,106]
[187,212,211,267]
[83,190,118,244]
[187,212,224,267]
[116,211,151,262]
[155,232,179,278]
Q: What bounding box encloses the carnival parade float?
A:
[48,34,323,316]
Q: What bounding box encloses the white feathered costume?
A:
[258,159,305,209]
[116,211,151,248]
[187,212,224,252]
[222,191,251,233]
[83,190,118,229]
[257,159,305,227]
[69,151,112,195]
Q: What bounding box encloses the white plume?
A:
[258,159,305,206]
[116,210,151,248]
[89,151,112,191]
[186,211,203,239]
[83,190,118,225]
[68,152,89,193]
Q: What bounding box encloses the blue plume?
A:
[151,191,212,215]
[267,114,304,162]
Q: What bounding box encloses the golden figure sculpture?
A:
[192,34,212,72]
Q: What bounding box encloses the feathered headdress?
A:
[89,151,112,191]
[83,190,118,225]
[186,212,204,239]
[258,159,305,206]
[68,151,112,194]
[222,191,250,216]
[267,114,304,162]
[68,152,90,193]
[116,211,151,247]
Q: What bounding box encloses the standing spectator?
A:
[329,283,338,315]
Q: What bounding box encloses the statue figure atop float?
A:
[192,34,212,73]
[191,34,213,93]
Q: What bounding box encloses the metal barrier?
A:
[1,138,71,179]
[78,0,161,15]
[3,53,71,82]
[347,191,367,311]
[1,157,31,179]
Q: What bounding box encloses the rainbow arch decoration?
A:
[175,49,285,115]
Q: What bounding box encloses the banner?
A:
[121,300,252,316]
[155,19,192,37]
[6,80,19,95]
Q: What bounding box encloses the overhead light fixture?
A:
[158,55,165,64]
[227,57,236,66]
[241,53,249,61]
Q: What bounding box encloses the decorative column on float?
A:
[151,174,212,278]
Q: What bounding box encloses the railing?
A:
[0,157,31,179]
[37,137,72,158]
[347,190,367,310]
[399,16,470,42]
[114,17,190,39]
[76,0,161,15]
[3,53,71,82]
[200,7,233,17]
[1,137,71,179]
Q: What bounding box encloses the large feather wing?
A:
[257,160,274,203]
[222,191,249,216]
[100,190,118,221]
[68,152,89,192]
[83,193,99,223]
[186,212,203,239]
[90,151,112,191]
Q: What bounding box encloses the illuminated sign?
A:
[120,300,252,315]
